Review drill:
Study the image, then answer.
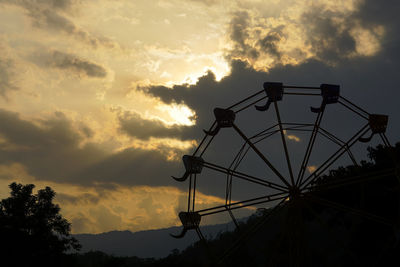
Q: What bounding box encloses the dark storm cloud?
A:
[74,147,181,187]
[229,11,249,49]
[118,111,193,140]
[140,64,264,119]
[0,109,181,188]
[303,0,400,63]
[0,0,77,10]
[0,109,103,181]
[297,0,400,64]
[301,9,356,63]
[0,57,18,99]
[29,49,107,78]
[56,192,101,205]
[228,11,259,60]
[227,12,284,61]
[0,0,118,49]
[225,1,399,65]
[257,29,283,59]
[45,50,107,78]
[354,0,400,47]
[28,9,117,49]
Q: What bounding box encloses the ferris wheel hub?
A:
[288,186,302,200]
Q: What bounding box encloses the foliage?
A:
[0,182,80,267]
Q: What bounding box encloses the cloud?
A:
[223,0,393,68]
[118,110,193,140]
[257,28,283,60]
[56,185,230,234]
[36,50,108,78]
[0,109,183,188]
[228,11,259,61]
[56,192,101,205]
[29,9,118,49]
[0,0,78,11]
[300,8,357,63]
[73,146,182,187]
[0,0,119,49]
[0,109,104,181]
[0,57,18,99]
[307,165,317,173]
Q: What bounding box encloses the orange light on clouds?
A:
[157,103,196,126]
[307,165,317,173]
[287,134,301,142]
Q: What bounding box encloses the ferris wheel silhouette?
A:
[170,82,398,264]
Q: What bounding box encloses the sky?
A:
[0,0,399,234]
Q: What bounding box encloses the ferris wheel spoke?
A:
[232,123,291,188]
[197,192,288,216]
[379,132,393,148]
[318,129,343,147]
[301,125,369,189]
[250,125,310,147]
[339,96,370,119]
[199,132,216,157]
[338,101,369,120]
[296,106,325,187]
[248,123,279,140]
[307,194,396,227]
[274,102,295,185]
[300,123,370,189]
[283,92,320,96]
[346,148,359,166]
[318,126,344,146]
[226,89,265,111]
[304,168,396,193]
[228,141,248,170]
[284,85,321,90]
[255,123,314,137]
[252,124,317,146]
[235,95,268,113]
[317,127,359,166]
[232,144,251,170]
[218,198,287,264]
[202,161,287,192]
[227,208,240,229]
[193,120,216,156]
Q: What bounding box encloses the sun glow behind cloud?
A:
[157,103,196,126]
[173,63,231,86]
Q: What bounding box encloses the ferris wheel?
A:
[170,82,398,264]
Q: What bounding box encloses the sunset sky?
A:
[0,0,399,234]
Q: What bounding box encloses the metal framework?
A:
[170,82,398,263]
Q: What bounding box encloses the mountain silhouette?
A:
[74,221,238,258]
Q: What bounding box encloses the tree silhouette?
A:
[0,182,80,267]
